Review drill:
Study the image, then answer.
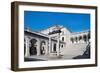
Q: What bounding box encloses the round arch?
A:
[83,35,87,42]
[70,37,74,43]
[75,37,78,43]
[29,38,37,55]
[40,40,46,55]
[79,36,82,41]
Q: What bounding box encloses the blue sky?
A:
[24,11,90,32]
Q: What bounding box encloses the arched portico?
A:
[70,33,90,44]
[24,36,41,57]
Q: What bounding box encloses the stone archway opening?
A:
[53,43,57,52]
[83,35,87,43]
[30,39,37,55]
[70,37,74,43]
[40,41,46,55]
[79,36,82,41]
[75,37,78,43]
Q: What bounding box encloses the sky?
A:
[24,11,90,32]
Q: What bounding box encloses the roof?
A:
[24,29,49,38]
[71,30,89,35]
[24,29,65,44]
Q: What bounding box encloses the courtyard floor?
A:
[24,54,75,61]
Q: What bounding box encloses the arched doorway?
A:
[30,39,37,55]
[40,41,46,55]
[53,43,56,52]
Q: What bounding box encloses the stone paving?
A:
[25,54,75,61]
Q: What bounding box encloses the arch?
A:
[29,39,37,55]
[53,43,57,52]
[75,37,78,43]
[62,37,64,41]
[79,36,82,40]
[70,37,74,43]
[40,40,46,55]
[83,35,87,42]
[61,44,63,48]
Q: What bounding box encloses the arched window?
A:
[62,37,64,41]
[61,44,63,48]
[41,41,46,45]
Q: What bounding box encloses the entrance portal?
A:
[30,39,37,55]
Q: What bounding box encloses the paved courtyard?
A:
[24,54,75,61]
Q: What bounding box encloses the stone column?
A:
[25,36,30,57]
[37,39,40,56]
[86,35,88,43]
[82,36,84,43]
[49,36,51,54]
[57,33,60,56]
[45,41,48,55]
[77,37,79,43]
[51,42,54,52]
[74,38,76,44]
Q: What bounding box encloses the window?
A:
[61,45,63,48]
[62,37,64,41]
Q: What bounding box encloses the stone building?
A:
[24,25,90,59]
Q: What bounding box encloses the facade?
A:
[24,25,90,59]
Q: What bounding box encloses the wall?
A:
[0,0,99,73]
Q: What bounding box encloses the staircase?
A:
[61,43,88,58]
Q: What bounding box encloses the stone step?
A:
[61,43,88,57]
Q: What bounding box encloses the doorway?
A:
[53,43,56,52]
[30,39,37,55]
